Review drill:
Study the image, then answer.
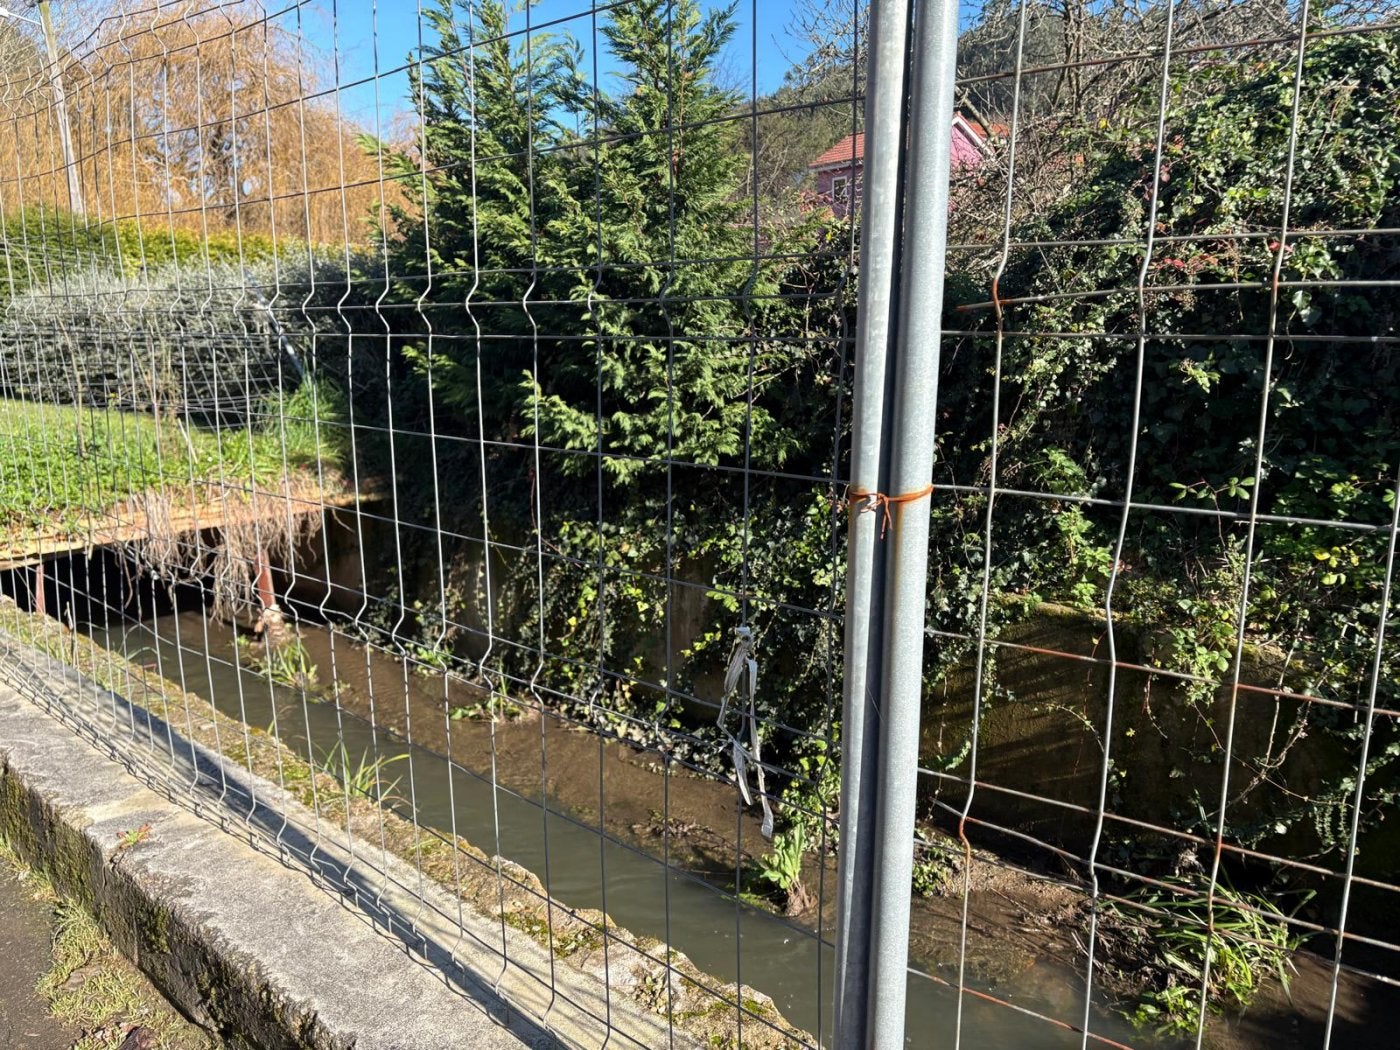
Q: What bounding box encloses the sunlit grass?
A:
[0,382,346,535]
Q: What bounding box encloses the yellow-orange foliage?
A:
[0,1,402,249]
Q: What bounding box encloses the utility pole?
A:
[1,2,84,217]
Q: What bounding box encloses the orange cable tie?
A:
[847,483,935,539]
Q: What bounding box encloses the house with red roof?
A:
[808,115,995,218]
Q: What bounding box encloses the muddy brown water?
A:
[76,611,1393,1049]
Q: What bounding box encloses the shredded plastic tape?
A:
[718,625,774,839]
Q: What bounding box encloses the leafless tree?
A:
[1,0,396,244]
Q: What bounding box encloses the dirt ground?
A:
[0,858,77,1050]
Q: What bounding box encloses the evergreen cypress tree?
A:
[523,0,773,480]
[381,0,809,482]
[381,0,583,427]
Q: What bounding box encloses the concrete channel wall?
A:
[0,637,697,1050]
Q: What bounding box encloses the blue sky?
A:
[298,0,817,127]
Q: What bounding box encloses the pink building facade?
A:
[809,116,990,218]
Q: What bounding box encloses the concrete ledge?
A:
[0,641,691,1050]
[0,681,552,1049]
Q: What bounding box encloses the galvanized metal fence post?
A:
[834,0,962,1044]
[831,0,911,1039]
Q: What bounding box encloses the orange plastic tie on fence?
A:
[847,483,934,539]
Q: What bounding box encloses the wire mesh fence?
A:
[0,0,1396,1048]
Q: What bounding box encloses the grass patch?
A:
[0,382,346,536]
[315,741,408,803]
[236,634,320,690]
[1109,875,1308,1035]
[0,836,217,1049]
[500,909,605,958]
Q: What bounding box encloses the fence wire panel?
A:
[925,1,1400,1048]
[0,0,1396,1049]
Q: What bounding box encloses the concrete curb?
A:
[0,642,688,1049]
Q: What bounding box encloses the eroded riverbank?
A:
[50,604,1391,1050]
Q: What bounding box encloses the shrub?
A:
[1111,876,1308,1035]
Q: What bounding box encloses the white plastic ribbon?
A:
[718,625,774,839]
